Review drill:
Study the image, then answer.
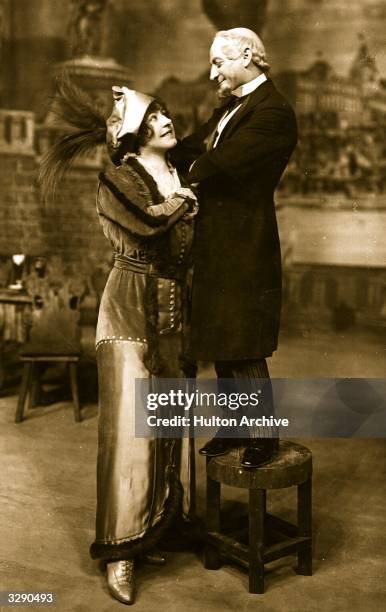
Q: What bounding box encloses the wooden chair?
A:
[204,441,312,594]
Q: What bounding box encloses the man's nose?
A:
[210,65,219,80]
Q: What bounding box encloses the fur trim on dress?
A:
[89,465,183,561]
[143,275,165,376]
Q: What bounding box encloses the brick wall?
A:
[40,168,111,266]
[0,153,44,256]
[0,110,112,269]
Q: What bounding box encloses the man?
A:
[175,28,297,467]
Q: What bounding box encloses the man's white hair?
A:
[214,27,270,72]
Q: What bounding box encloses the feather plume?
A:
[51,74,107,132]
[38,74,108,201]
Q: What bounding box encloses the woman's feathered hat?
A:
[106,86,154,150]
[38,76,154,199]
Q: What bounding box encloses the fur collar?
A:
[100,156,164,211]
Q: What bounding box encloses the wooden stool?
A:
[204,441,312,594]
[15,355,81,423]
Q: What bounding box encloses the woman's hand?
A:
[146,188,198,218]
[173,187,197,201]
[173,187,199,220]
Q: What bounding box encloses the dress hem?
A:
[89,466,183,561]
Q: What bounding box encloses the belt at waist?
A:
[114,254,183,280]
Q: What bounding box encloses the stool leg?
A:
[27,363,40,410]
[0,340,5,390]
[297,477,312,575]
[204,468,221,570]
[249,489,265,594]
[68,362,81,422]
[262,490,268,546]
[15,362,33,423]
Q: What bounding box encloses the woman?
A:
[39,80,197,605]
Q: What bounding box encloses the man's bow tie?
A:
[227,95,242,110]
[205,95,248,151]
[226,94,248,113]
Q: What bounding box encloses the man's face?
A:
[209,37,245,97]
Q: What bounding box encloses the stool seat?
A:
[204,441,313,594]
[21,342,81,357]
[15,353,81,423]
[20,354,80,361]
[207,441,312,489]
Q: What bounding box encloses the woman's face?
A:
[144,110,177,151]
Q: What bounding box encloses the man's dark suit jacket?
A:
[174,78,297,362]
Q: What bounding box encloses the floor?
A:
[1,329,385,611]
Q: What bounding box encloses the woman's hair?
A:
[215,27,270,73]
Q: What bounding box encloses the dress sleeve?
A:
[96,181,190,237]
[146,198,187,217]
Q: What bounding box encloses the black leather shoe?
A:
[240,440,278,468]
[198,437,232,457]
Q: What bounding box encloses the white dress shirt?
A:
[213,72,267,148]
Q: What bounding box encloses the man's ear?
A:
[242,47,253,67]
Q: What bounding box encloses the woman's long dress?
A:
[89,156,194,561]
